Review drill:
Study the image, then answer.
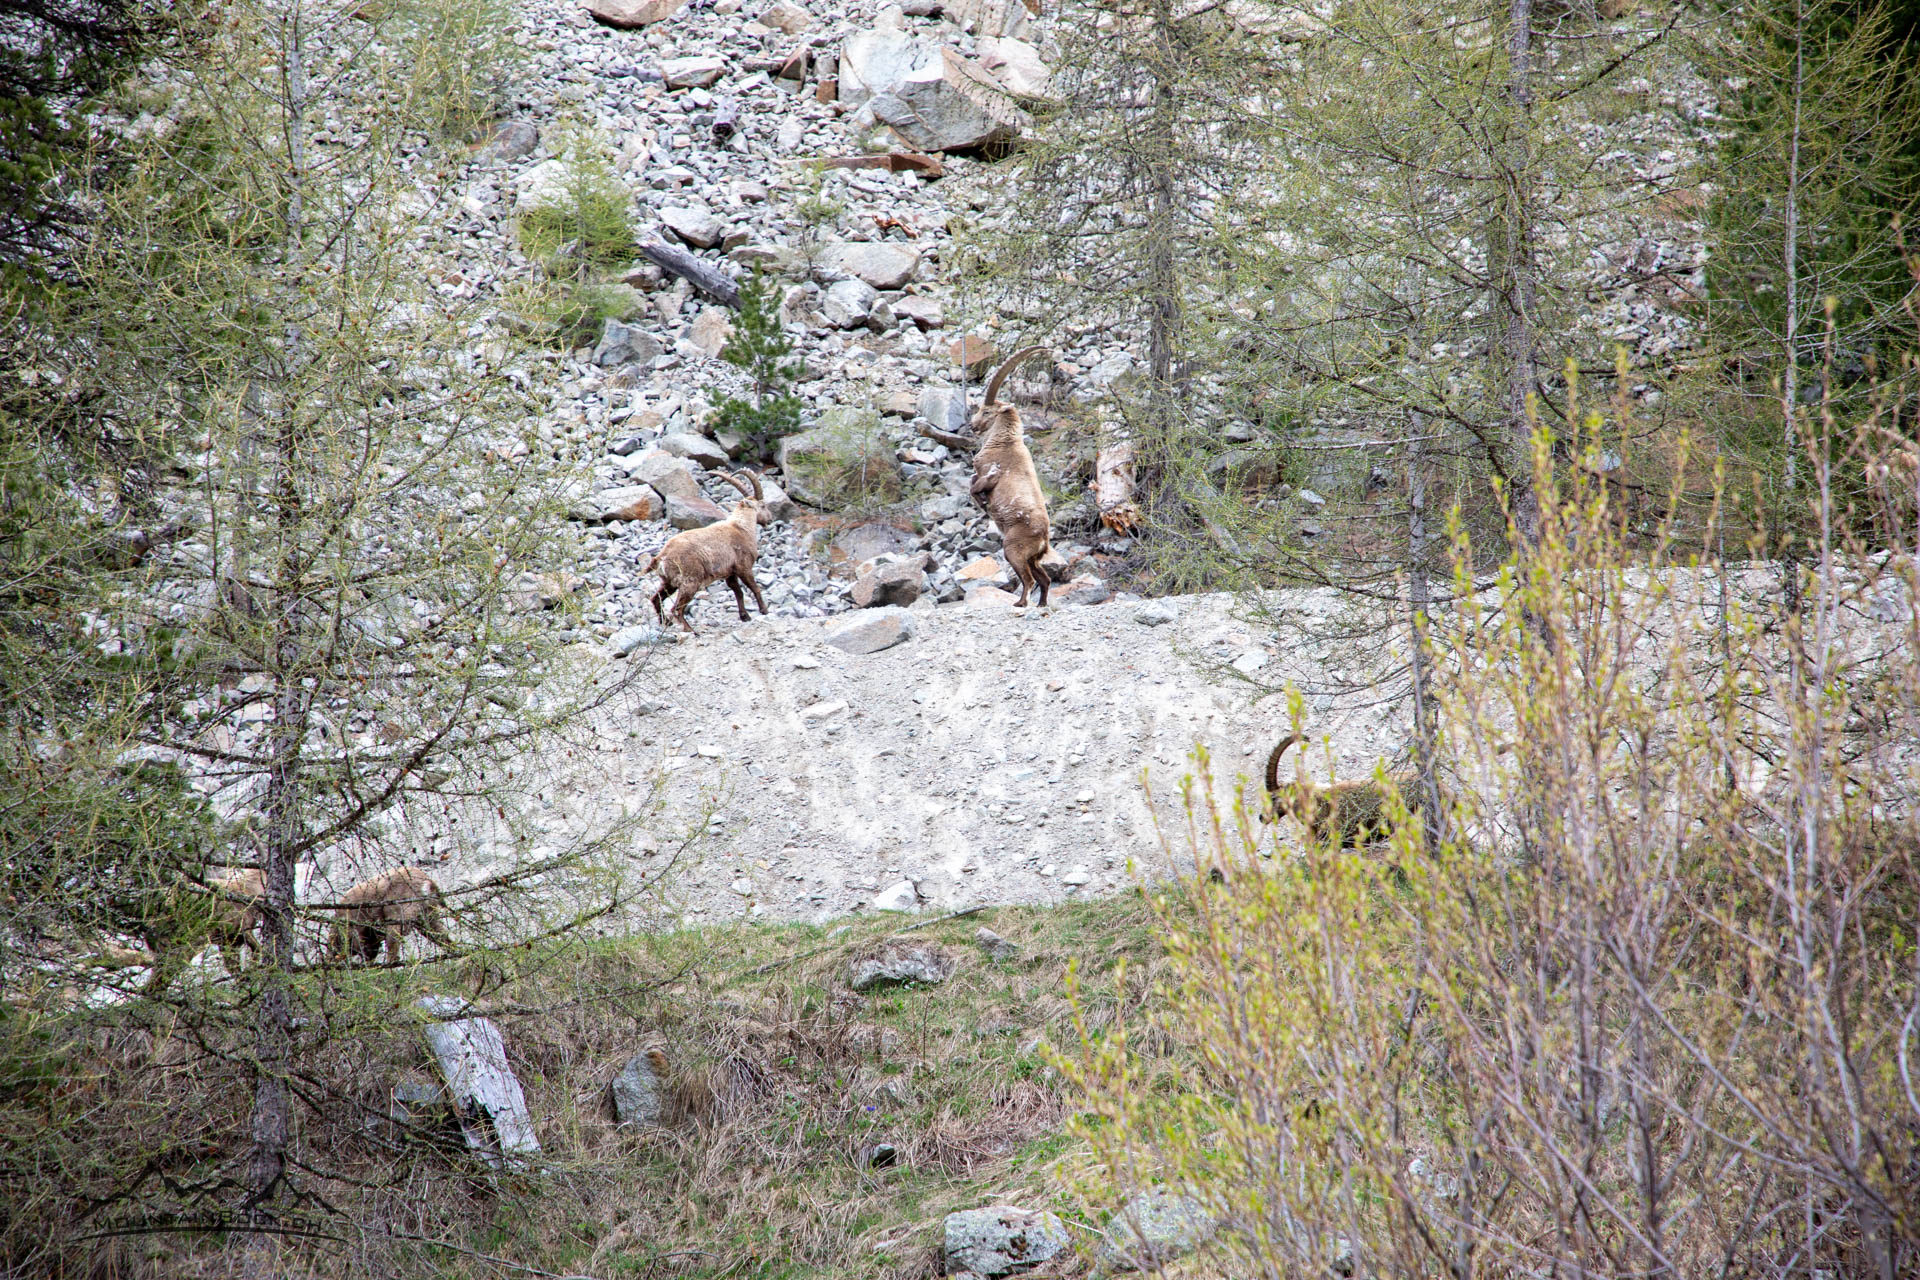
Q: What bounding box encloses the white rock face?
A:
[837,29,938,107]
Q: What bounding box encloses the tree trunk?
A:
[1779,0,1805,616]
[1140,0,1180,497]
[640,239,741,307]
[1499,0,1542,552]
[1406,413,1442,853]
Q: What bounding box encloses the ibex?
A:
[641,471,771,632]
[141,867,267,994]
[967,346,1054,607]
[1263,734,1416,848]
[331,866,453,963]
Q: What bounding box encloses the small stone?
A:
[869,880,921,914]
[660,204,725,248]
[609,625,669,656]
[974,927,1017,961]
[800,699,847,722]
[850,561,925,607]
[1061,867,1091,886]
[824,606,914,654]
[731,877,754,895]
[943,1207,1069,1277]
[965,584,1018,608]
[849,939,952,988]
[572,485,664,522]
[1133,601,1178,626]
[665,492,729,528]
[1296,487,1326,507]
[657,432,730,468]
[483,118,538,160]
[661,55,728,90]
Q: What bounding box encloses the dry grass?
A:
[1,897,1170,1280]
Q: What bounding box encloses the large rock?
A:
[976,36,1050,96]
[838,29,938,107]
[661,55,728,89]
[943,1207,1070,1276]
[919,384,971,436]
[610,1049,665,1125]
[584,0,685,27]
[689,306,734,357]
[824,606,914,654]
[759,0,811,31]
[894,295,946,330]
[869,48,1025,152]
[594,319,661,368]
[851,561,925,607]
[483,118,539,160]
[657,432,730,468]
[823,241,920,290]
[776,408,902,508]
[666,492,730,529]
[1099,1191,1216,1271]
[821,277,879,328]
[756,474,798,522]
[620,449,701,499]
[660,204,725,248]
[572,485,664,522]
[848,940,953,990]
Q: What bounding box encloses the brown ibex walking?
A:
[641,471,772,632]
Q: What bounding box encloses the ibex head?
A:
[970,346,1050,437]
[721,470,771,525]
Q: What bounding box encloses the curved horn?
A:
[743,470,763,501]
[720,471,754,499]
[1266,733,1305,814]
[982,345,1049,406]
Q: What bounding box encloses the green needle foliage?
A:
[712,267,804,461]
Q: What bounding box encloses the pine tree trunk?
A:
[1779,0,1805,616]
[1406,414,1442,853]
[1140,0,1180,495]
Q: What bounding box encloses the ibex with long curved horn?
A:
[1263,733,1415,848]
[966,345,1054,607]
[642,470,772,632]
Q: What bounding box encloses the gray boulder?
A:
[666,492,729,529]
[776,408,901,508]
[943,1206,1069,1276]
[849,940,953,991]
[851,561,925,608]
[660,204,725,249]
[572,485,664,522]
[594,319,661,368]
[838,29,938,106]
[610,1049,664,1125]
[869,49,1025,153]
[919,384,971,437]
[822,277,879,328]
[621,449,702,500]
[823,241,920,290]
[660,55,727,89]
[894,294,946,330]
[484,119,538,160]
[824,606,914,655]
[657,432,730,468]
[1099,1191,1216,1271]
[585,0,684,26]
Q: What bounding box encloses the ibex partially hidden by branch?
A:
[332,866,453,963]
[1263,734,1416,848]
[642,471,771,632]
[967,346,1054,607]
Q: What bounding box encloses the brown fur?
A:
[968,346,1053,608]
[141,868,267,994]
[643,471,772,632]
[1263,734,1412,848]
[331,866,452,963]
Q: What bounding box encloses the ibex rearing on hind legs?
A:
[965,346,1054,608]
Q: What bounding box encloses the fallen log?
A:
[638,239,740,308]
[418,996,541,1169]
